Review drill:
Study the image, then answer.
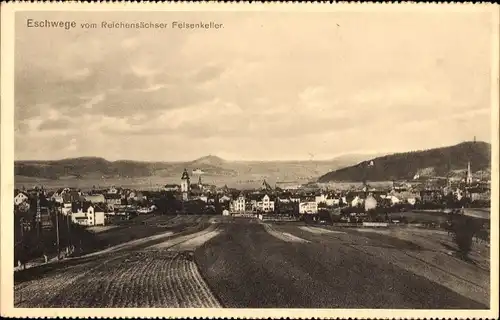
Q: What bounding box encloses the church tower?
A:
[466,161,473,185]
[181,169,190,201]
[198,175,203,189]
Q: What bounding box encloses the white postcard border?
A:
[1,2,499,319]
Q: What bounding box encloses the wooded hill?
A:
[317,141,491,182]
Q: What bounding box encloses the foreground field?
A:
[195,222,488,309]
[14,223,221,307]
[14,217,489,308]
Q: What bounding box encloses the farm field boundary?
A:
[262,223,309,243]
[299,226,346,234]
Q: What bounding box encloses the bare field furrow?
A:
[103,276,119,307]
[181,256,202,307]
[15,235,222,308]
[126,259,146,307]
[15,272,76,307]
[173,255,190,307]
[109,261,128,307]
[189,261,211,306]
[160,258,177,307]
[167,255,184,307]
[15,260,98,307]
[151,258,165,307]
[189,258,221,307]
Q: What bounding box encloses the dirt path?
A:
[169,230,221,251]
[145,225,219,250]
[262,223,310,243]
[299,226,346,234]
[82,230,175,258]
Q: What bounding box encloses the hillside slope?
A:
[15,154,369,181]
[317,141,491,183]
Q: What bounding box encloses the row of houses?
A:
[15,186,149,213]
[224,185,491,215]
[14,190,107,227]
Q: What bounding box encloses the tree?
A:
[452,216,480,260]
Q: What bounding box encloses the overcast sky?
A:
[14,10,494,161]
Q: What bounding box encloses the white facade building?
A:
[231,195,246,213]
[14,192,29,206]
[364,194,378,211]
[257,194,274,212]
[351,196,364,207]
[72,204,105,226]
[299,201,318,214]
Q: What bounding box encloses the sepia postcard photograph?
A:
[1,2,499,319]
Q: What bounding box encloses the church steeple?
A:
[180,169,190,200]
[181,168,190,181]
[466,161,473,185]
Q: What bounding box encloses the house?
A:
[279,192,300,203]
[351,196,364,207]
[62,190,84,204]
[107,186,119,194]
[84,194,105,204]
[14,191,30,206]
[256,194,275,213]
[197,195,208,203]
[469,187,491,202]
[299,201,318,214]
[105,193,122,211]
[231,194,246,213]
[246,193,262,212]
[315,194,328,204]
[163,184,180,192]
[219,195,231,203]
[50,188,71,203]
[315,193,341,206]
[389,190,420,205]
[278,197,291,204]
[71,202,106,226]
[126,191,136,200]
[387,195,401,205]
[364,194,378,211]
[134,192,147,202]
[420,190,443,203]
[61,202,72,216]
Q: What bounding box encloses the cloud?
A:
[37,118,72,131]
[13,10,494,161]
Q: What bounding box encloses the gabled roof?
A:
[15,190,29,198]
[82,202,93,211]
[93,204,107,212]
[247,194,261,201]
[261,180,273,191]
[300,196,316,202]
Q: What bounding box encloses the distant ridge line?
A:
[317,141,491,183]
